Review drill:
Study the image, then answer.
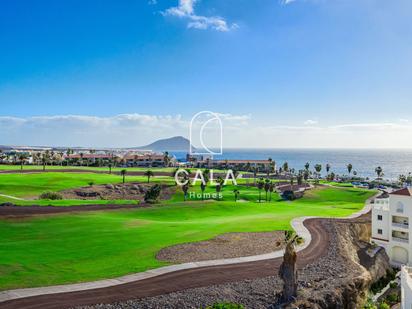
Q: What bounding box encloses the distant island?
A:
[133,136,193,152]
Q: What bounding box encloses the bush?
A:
[378,302,390,309]
[371,269,398,294]
[205,303,244,309]
[144,184,161,203]
[281,190,296,201]
[39,191,63,200]
[389,282,398,289]
[386,292,398,303]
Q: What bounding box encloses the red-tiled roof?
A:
[65,154,114,159]
[390,188,412,196]
[213,160,271,164]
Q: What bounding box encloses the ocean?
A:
[170,149,412,180]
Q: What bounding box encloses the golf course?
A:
[0,168,375,291]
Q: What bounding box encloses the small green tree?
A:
[257,178,265,203]
[120,169,127,183]
[233,189,240,201]
[144,170,154,183]
[182,183,189,201]
[144,184,161,203]
[264,179,271,201]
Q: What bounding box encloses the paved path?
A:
[0,194,25,201]
[0,196,375,309]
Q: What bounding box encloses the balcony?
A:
[392,222,409,229]
[392,236,409,243]
[392,230,409,243]
[392,215,409,229]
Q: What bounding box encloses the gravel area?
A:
[76,218,381,309]
[156,231,286,263]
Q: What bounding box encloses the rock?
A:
[0,202,14,207]
[105,184,114,190]
[75,191,100,197]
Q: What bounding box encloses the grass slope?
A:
[0,172,173,206]
[0,186,374,290]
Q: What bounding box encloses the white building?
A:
[371,188,412,266]
[401,266,412,309]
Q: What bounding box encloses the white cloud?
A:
[148,0,157,5]
[2,114,412,149]
[304,119,318,125]
[281,0,297,4]
[163,0,238,32]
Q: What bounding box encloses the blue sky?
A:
[1,0,412,148]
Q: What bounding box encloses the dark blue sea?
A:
[171,149,412,180]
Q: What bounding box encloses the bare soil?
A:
[59,183,174,201]
[157,231,286,263]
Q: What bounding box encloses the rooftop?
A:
[390,188,412,197]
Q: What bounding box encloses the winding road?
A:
[0,212,371,309]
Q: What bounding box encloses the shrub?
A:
[386,292,398,303]
[281,190,296,201]
[144,184,161,203]
[389,282,398,289]
[88,181,94,187]
[378,302,390,309]
[39,191,63,200]
[205,303,244,309]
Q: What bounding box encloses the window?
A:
[397,202,404,213]
[378,215,383,221]
[378,229,383,235]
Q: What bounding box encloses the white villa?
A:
[372,188,412,266]
[371,188,412,309]
[401,266,412,309]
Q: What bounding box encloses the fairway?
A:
[0,185,374,291]
[0,172,174,206]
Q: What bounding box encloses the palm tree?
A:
[233,189,240,201]
[399,174,407,187]
[41,152,49,171]
[120,169,127,183]
[268,182,274,202]
[283,162,289,174]
[303,170,309,184]
[163,151,170,167]
[182,183,189,201]
[347,163,353,175]
[375,166,383,179]
[304,162,310,171]
[144,170,154,183]
[18,154,27,171]
[200,182,207,200]
[375,166,384,187]
[314,164,322,185]
[253,166,258,184]
[279,231,303,303]
[326,163,331,174]
[264,179,271,201]
[215,183,222,200]
[257,178,264,203]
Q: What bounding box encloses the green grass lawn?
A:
[0,185,375,290]
[0,172,174,206]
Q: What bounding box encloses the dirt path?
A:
[0,215,345,309]
[0,204,144,217]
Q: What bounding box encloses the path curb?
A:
[0,193,376,303]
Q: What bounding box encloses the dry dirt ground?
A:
[1,214,390,309]
[75,215,390,309]
[157,231,286,263]
[60,183,175,201]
